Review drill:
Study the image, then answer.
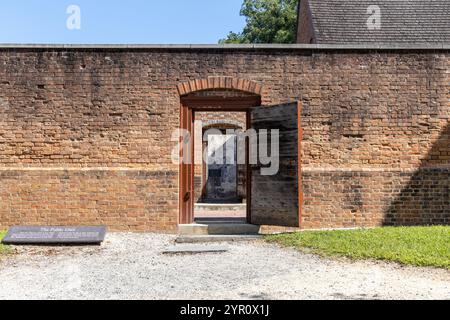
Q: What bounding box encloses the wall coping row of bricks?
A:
[0,43,449,50]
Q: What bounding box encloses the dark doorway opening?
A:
[179,92,261,224]
[195,113,248,220]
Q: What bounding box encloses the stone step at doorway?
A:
[194,203,246,212]
[178,218,261,236]
[194,203,247,219]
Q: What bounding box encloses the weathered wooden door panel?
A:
[250,102,301,227]
[179,105,194,224]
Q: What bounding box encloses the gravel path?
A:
[0,233,448,300]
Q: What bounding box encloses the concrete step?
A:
[163,244,228,255]
[194,203,246,212]
[178,222,261,236]
[195,217,247,224]
[176,235,262,244]
[207,223,260,235]
[178,224,209,236]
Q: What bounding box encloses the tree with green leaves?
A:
[220,0,298,44]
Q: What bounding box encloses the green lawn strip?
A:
[0,231,11,255]
[266,226,450,269]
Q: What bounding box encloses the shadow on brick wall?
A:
[384,123,450,226]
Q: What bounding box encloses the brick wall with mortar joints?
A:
[0,49,447,231]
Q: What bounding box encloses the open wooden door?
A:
[179,104,194,224]
[249,101,302,227]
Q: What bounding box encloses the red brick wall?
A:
[0,48,448,231]
[0,169,178,232]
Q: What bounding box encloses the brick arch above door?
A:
[177,77,264,96]
[202,119,244,130]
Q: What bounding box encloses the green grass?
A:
[266,226,450,269]
[0,231,10,255]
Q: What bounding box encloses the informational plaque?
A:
[1,226,107,245]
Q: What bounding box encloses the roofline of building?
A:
[0,43,448,50]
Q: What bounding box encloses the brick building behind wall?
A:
[0,46,448,231]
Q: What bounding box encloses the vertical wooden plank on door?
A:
[179,104,194,224]
[179,103,186,224]
[297,100,303,228]
[246,110,252,223]
[188,109,194,223]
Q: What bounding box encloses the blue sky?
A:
[0,0,246,44]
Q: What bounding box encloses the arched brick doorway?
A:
[178,77,302,228]
[178,77,262,224]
